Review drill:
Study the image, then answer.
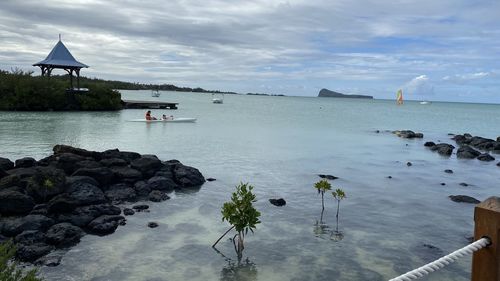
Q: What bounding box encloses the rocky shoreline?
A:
[388,130,499,204]
[0,145,205,265]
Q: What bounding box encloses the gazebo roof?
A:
[33,39,88,68]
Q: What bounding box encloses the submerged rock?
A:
[393,130,424,139]
[477,153,495,162]
[449,195,480,204]
[269,198,286,206]
[148,222,159,228]
[87,215,125,235]
[149,190,169,202]
[132,204,149,211]
[123,208,135,216]
[444,169,453,174]
[318,174,338,180]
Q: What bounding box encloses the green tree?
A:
[331,188,347,237]
[314,179,331,211]
[213,183,261,259]
[0,240,43,281]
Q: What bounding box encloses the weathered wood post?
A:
[472,196,499,281]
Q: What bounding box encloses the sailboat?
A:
[419,100,431,105]
[396,89,403,105]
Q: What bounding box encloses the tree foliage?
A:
[222,183,261,234]
[0,69,121,111]
[314,179,332,210]
[0,240,43,281]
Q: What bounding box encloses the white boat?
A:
[129,118,196,123]
[420,101,431,105]
[212,93,224,104]
[151,89,161,97]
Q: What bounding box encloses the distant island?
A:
[318,88,373,99]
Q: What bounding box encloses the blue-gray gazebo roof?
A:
[34,37,89,90]
[33,39,88,68]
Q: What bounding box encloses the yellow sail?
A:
[396,89,403,105]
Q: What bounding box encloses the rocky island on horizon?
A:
[318,88,373,99]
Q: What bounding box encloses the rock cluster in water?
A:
[0,145,205,264]
[392,130,424,139]
[419,133,498,162]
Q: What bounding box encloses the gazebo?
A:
[33,36,89,91]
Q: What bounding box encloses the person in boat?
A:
[145,110,157,120]
[162,114,174,121]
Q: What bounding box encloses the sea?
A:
[1,90,499,281]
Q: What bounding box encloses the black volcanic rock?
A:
[0,144,206,264]
[0,190,35,215]
[15,157,36,168]
[318,88,373,99]
[45,223,83,248]
[431,143,455,156]
[16,243,54,262]
[449,195,480,204]
[148,190,169,202]
[444,169,453,174]
[87,215,125,235]
[477,153,495,162]
[131,156,162,178]
[0,157,14,171]
[457,145,481,159]
[269,198,286,206]
[2,215,55,236]
[172,163,205,188]
[424,142,436,147]
[72,167,115,187]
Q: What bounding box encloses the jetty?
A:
[121,99,178,109]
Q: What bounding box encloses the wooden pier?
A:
[121,99,178,110]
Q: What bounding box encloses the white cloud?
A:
[404,75,435,96]
[0,0,499,100]
[442,72,491,84]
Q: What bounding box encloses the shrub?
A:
[0,240,43,281]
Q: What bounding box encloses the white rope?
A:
[389,237,491,281]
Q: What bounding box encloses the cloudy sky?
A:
[0,0,499,102]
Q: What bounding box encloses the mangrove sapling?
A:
[213,183,261,260]
[331,188,346,233]
[314,179,332,212]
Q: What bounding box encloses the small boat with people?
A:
[129,111,196,123]
[212,93,224,104]
[151,89,161,97]
[129,118,196,123]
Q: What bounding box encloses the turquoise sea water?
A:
[1,90,499,281]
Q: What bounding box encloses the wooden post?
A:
[472,196,500,281]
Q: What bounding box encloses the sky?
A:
[0,0,499,102]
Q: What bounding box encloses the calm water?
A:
[1,90,499,281]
